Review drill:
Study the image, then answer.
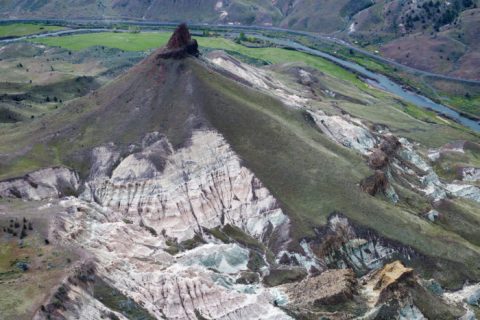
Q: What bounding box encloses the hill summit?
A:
[159,23,199,59]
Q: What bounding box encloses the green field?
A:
[31,31,171,51]
[25,30,480,146]
[0,23,64,38]
[30,32,368,89]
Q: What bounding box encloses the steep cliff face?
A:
[81,130,289,243]
[46,132,293,320]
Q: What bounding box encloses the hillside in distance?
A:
[1,0,480,80]
[1,24,480,319]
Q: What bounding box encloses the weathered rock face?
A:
[358,260,470,320]
[0,167,79,200]
[309,214,406,274]
[444,282,480,307]
[39,129,293,320]
[158,23,199,59]
[54,197,292,320]
[445,183,480,203]
[207,51,309,108]
[360,261,420,318]
[461,167,480,182]
[379,134,401,156]
[308,110,377,155]
[282,268,357,306]
[82,130,289,242]
[371,261,414,303]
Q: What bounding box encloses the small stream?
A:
[1,27,478,132]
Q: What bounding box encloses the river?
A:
[253,35,480,132]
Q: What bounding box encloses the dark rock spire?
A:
[158,23,199,59]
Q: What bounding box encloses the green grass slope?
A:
[30,31,479,147]
[0,48,479,288]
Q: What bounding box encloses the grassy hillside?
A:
[0,0,283,26]
[192,58,480,286]
[0,27,473,290]
[0,38,479,289]
[31,32,480,135]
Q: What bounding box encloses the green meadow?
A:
[31,31,172,51]
[30,31,367,88]
[0,23,64,38]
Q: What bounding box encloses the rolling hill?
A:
[1,24,480,319]
[1,0,480,80]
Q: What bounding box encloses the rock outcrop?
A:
[207,50,309,108]
[158,23,199,59]
[43,129,293,320]
[282,268,357,306]
[368,148,389,169]
[370,261,414,303]
[82,130,289,242]
[360,261,419,318]
[309,214,404,274]
[360,170,388,196]
[308,110,377,155]
[461,167,480,182]
[0,167,79,200]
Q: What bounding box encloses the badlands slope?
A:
[1,25,480,319]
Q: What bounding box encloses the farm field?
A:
[0,23,64,38]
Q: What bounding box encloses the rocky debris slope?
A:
[0,167,79,200]
[309,110,377,155]
[444,282,480,316]
[309,107,480,204]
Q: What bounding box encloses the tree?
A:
[238,32,247,42]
